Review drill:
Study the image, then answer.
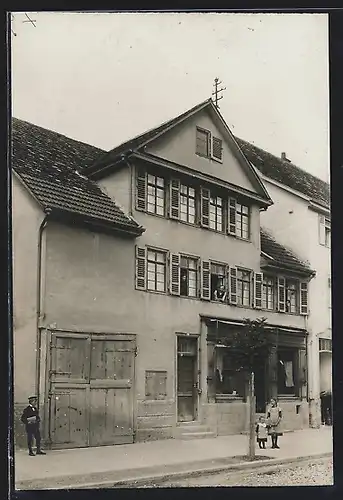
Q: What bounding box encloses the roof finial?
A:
[212,77,226,110]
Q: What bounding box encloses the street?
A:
[128,457,333,488]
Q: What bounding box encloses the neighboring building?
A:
[12,100,314,450]
[236,138,331,428]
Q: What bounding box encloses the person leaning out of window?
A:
[214,279,227,302]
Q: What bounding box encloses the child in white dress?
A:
[256,415,268,449]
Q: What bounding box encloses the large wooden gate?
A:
[47,332,135,448]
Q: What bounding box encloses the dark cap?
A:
[28,395,37,401]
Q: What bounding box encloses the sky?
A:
[11,12,329,182]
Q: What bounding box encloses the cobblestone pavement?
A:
[150,457,333,487]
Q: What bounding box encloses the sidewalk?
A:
[14,427,333,490]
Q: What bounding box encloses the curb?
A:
[16,452,332,490]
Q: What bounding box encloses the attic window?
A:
[196,128,210,157]
[196,127,223,161]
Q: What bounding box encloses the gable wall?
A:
[145,109,258,194]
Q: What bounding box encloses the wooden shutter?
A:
[201,260,211,300]
[169,178,180,220]
[318,215,325,245]
[135,246,147,290]
[254,272,263,309]
[200,187,210,227]
[228,198,237,235]
[300,281,309,315]
[212,137,223,161]
[136,168,147,211]
[277,277,286,312]
[229,267,238,305]
[170,253,180,296]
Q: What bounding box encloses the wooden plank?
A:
[90,379,132,389]
[50,389,88,447]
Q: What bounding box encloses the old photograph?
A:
[9,11,332,489]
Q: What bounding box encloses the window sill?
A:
[215,395,243,402]
[146,289,168,296]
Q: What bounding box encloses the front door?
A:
[177,336,198,422]
[48,331,135,448]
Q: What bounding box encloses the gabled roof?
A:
[11,118,144,235]
[235,137,330,210]
[260,227,314,276]
[85,99,272,205]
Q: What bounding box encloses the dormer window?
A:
[196,127,223,161]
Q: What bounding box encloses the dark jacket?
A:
[21,405,41,428]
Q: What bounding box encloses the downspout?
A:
[36,209,50,407]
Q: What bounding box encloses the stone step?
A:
[179,431,216,440]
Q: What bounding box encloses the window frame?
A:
[146,248,168,293]
[262,275,276,311]
[196,127,211,158]
[180,254,199,299]
[285,278,299,314]
[210,261,228,302]
[209,195,224,232]
[180,183,196,225]
[236,268,252,307]
[215,346,246,399]
[235,202,250,240]
[146,172,166,217]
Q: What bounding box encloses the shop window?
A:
[215,347,245,397]
[277,349,296,396]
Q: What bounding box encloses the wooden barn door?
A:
[49,333,91,448]
[89,335,135,446]
[48,332,135,449]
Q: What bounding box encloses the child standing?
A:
[256,416,268,449]
[267,398,283,449]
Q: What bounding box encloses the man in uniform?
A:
[21,396,46,456]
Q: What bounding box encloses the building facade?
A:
[236,139,332,428]
[12,101,315,449]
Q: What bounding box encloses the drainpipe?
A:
[35,210,50,408]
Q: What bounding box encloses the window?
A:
[196,127,223,161]
[215,348,245,397]
[319,216,331,248]
[237,269,252,307]
[180,184,196,224]
[209,196,223,231]
[147,174,165,216]
[210,263,227,301]
[147,249,167,292]
[145,370,167,400]
[262,276,275,310]
[180,256,198,297]
[196,128,210,157]
[319,338,332,352]
[236,203,249,239]
[277,349,296,396]
[285,279,298,314]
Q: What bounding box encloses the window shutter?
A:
[228,198,237,235]
[170,253,180,296]
[212,137,223,161]
[254,272,263,309]
[135,246,147,290]
[300,282,309,315]
[136,168,147,211]
[201,260,211,300]
[169,178,180,220]
[200,187,210,227]
[229,267,237,305]
[277,277,286,312]
[318,215,325,245]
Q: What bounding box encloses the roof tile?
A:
[12,118,142,233]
